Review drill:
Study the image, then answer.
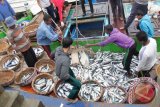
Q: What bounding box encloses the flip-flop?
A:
[66,98,78,105]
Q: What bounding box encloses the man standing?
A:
[36,14,62,58]
[80,0,94,16]
[85,25,138,76]
[136,10,154,38]
[121,0,148,29]
[5,16,37,67]
[37,0,57,21]
[0,0,16,22]
[136,31,157,77]
[55,37,81,103]
[51,0,68,27]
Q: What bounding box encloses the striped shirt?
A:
[7,28,31,52]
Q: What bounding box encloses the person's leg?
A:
[42,45,51,58]
[46,4,56,21]
[110,0,117,18]
[88,0,94,13]
[81,0,86,15]
[29,46,38,63]
[123,44,136,76]
[21,47,37,67]
[125,2,138,29]
[117,0,123,19]
[66,76,81,99]
[69,68,76,78]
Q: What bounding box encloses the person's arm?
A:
[45,27,59,41]
[6,0,16,16]
[60,60,70,80]
[85,36,116,47]
[37,0,42,8]
[136,54,148,72]
[0,13,4,21]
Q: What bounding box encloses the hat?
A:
[5,16,16,27]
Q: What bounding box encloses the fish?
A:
[34,78,54,93]
[57,83,73,98]
[79,82,101,101]
[3,57,19,70]
[21,72,33,83]
[39,64,50,73]
[33,47,44,58]
[102,87,126,103]
[70,51,139,91]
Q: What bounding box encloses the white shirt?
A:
[39,0,51,8]
[136,38,157,71]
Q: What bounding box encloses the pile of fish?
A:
[3,57,20,70]
[34,78,54,93]
[56,83,73,98]
[71,51,139,91]
[38,64,50,73]
[33,47,44,58]
[20,72,33,83]
[79,82,102,101]
[102,86,127,103]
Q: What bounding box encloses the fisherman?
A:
[85,25,138,77]
[0,0,16,22]
[5,16,37,67]
[110,0,123,20]
[37,0,57,21]
[120,0,148,29]
[80,0,94,16]
[55,37,81,104]
[135,10,154,38]
[51,0,69,27]
[135,31,157,77]
[36,14,62,58]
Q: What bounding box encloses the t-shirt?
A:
[136,38,157,71]
[39,0,51,8]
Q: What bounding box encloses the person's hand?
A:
[134,21,139,28]
[120,27,125,30]
[57,30,62,36]
[13,16,16,20]
[60,21,65,27]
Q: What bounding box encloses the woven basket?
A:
[54,80,65,98]
[32,73,54,95]
[35,59,55,74]
[156,64,160,78]
[101,85,128,103]
[15,67,37,86]
[32,46,44,59]
[0,55,20,71]
[23,22,39,37]
[0,40,9,55]
[78,80,104,102]
[7,46,23,58]
[0,70,15,86]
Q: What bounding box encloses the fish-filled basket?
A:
[23,22,39,37]
[35,59,55,74]
[0,55,20,71]
[101,86,128,103]
[54,80,74,98]
[32,46,44,59]
[15,67,37,86]
[32,73,55,95]
[78,80,104,102]
[156,64,160,78]
[0,70,15,86]
[0,40,9,55]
